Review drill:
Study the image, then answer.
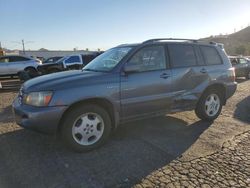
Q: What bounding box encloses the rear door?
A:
[168,43,209,109]
[120,45,173,120]
[8,56,31,74]
[0,57,10,75]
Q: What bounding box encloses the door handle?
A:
[200,68,207,73]
[160,73,170,79]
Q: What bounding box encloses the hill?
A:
[203,26,250,55]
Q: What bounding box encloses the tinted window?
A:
[168,44,197,68]
[200,46,222,65]
[65,56,81,64]
[9,56,30,62]
[194,45,205,65]
[128,45,166,72]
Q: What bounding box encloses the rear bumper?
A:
[225,82,237,100]
[12,97,67,134]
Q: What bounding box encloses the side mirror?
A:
[123,63,140,73]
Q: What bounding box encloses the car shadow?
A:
[0,105,14,123]
[0,116,212,188]
[234,96,250,124]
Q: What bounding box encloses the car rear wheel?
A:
[60,104,111,152]
[25,67,38,78]
[195,89,223,121]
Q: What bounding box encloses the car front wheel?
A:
[195,90,223,121]
[60,104,112,152]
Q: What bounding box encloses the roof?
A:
[116,38,222,49]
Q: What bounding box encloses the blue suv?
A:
[12,39,237,152]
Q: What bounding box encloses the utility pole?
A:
[11,40,33,55]
[22,39,25,54]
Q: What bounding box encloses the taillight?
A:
[228,67,235,82]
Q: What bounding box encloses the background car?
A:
[229,56,250,79]
[37,53,102,74]
[42,56,63,64]
[0,55,41,77]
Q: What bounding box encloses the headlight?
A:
[24,91,53,106]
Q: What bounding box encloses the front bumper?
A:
[225,82,237,100]
[12,97,67,134]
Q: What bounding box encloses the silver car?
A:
[0,55,41,76]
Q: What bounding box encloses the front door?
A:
[120,45,173,120]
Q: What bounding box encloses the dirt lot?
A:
[0,79,250,188]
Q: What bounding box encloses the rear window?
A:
[168,44,197,68]
[200,46,222,65]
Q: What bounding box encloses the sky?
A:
[0,0,250,51]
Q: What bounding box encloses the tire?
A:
[195,89,223,121]
[18,71,30,81]
[60,104,112,152]
[25,67,38,78]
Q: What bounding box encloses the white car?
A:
[0,55,41,76]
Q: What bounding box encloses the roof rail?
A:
[142,38,218,45]
[142,38,199,44]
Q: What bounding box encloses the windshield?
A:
[83,47,132,72]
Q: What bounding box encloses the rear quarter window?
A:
[200,46,222,65]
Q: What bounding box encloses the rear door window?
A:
[168,44,197,68]
[200,46,222,65]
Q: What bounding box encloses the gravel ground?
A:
[0,79,250,188]
[134,131,250,188]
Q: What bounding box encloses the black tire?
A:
[25,67,38,78]
[195,89,223,121]
[60,104,112,152]
[18,71,30,81]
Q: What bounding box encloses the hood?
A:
[23,70,106,92]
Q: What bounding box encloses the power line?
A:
[11,40,34,54]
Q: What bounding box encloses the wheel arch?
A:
[199,83,227,105]
[58,98,118,133]
[24,66,37,71]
